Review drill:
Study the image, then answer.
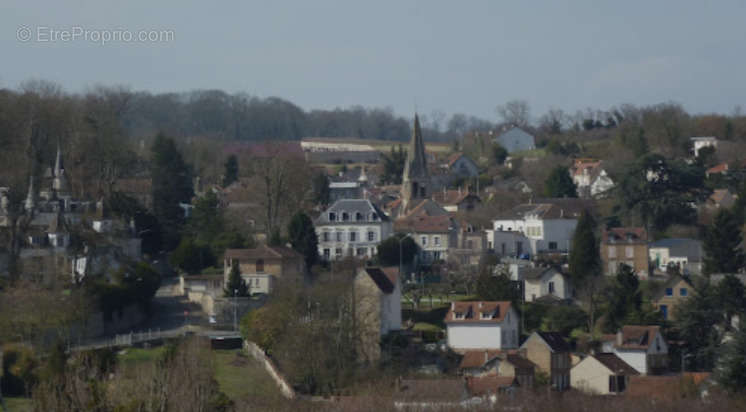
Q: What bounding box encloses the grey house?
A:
[648,238,703,275]
[495,127,536,153]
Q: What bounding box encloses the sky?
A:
[2,0,746,121]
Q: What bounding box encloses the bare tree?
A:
[496,99,530,128]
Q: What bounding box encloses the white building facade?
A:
[444,301,519,351]
[315,199,392,261]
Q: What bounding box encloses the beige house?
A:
[223,245,303,295]
[520,331,572,391]
[652,276,694,321]
[458,350,535,388]
[571,353,639,395]
[601,227,649,279]
[354,267,401,363]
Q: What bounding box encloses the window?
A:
[349,231,357,242]
[660,304,668,320]
[342,212,349,222]
[329,212,336,221]
[680,288,688,297]
[355,212,363,221]
[356,247,367,256]
[665,288,673,297]
[548,281,555,294]
[335,248,342,257]
[548,241,557,250]
[625,246,634,258]
[421,236,427,246]
[256,259,264,273]
[608,246,617,258]
[608,376,626,393]
[371,212,378,220]
[323,249,330,259]
[454,312,464,319]
[336,232,342,242]
[367,231,375,241]
[323,232,330,242]
[434,236,440,246]
[467,240,473,249]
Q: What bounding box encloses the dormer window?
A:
[371,213,378,220]
[342,212,349,222]
[355,212,363,222]
[454,312,464,319]
[480,311,492,320]
[329,212,336,221]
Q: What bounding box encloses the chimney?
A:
[484,350,489,363]
[616,330,623,347]
[560,209,564,218]
[451,302,455,311]
[479,302,483,308]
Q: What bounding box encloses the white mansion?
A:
[315,199,392,261]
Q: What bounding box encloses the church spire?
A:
[400,114,431,214]
[403,113,428,180]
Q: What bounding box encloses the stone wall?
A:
[244,340,295,399]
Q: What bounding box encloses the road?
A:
[140,276,208,332]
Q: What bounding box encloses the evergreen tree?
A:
[475,268,519,304]
[703,209,745,275]
[492,144,508,165]
[675,282,722,371]
[716,319,746,393]
[224,263,248,297]
[311,172,330,206]
[377,233,418,267]
[716,274,746,326]
[222,154,239,187]
[543,165,577,198]
[380,145,406,185]
[604,264,642,331]
[569,211,600,285]
[287,211,319,271]
[568,210,602,332]
[151,133,193,250]
[188,191,224,245]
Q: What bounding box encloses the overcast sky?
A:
[3,0,745,121]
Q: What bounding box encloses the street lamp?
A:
[233,288,238,332]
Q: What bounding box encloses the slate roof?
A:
[603,325,662,350]
[362,267,396,294]
[593,353,639,375]
[535,331,571,352]
[395,214,454,233]
[495,127,536,153]
[496,198,590,221]
[506,354,536,370]
[602,227,647,244]
[445,301,512,324]
[315,199,389,225]
[649,238,703,262]
[431,190,480,206]
[521,266,559,281]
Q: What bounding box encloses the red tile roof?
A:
[459,350,503,369]
[706,163,729,175]
[602,325,662,350]
[224,245,302,261]
[445,301,513,324]
[395,214,454,233]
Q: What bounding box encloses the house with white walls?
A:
[571,158,614,198]
[491,199,588,257]
[315,199,392,261]
[600,325,668,375]
[516,266,573,303]
[444,301,520,351]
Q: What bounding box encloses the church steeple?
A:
[400,114,430,214]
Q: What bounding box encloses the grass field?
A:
[117,345,168,365]
[3,397,33,412]
[212,349,282,402]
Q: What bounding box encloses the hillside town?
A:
[2,93,746,411]
[4,2,746,411]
